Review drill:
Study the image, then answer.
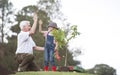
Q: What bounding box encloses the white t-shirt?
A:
[16,31,36,54]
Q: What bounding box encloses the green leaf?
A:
[51,29,66,49]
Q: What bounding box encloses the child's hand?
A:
[54,50,61,61]
[39,19,43,25]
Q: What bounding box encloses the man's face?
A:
[23,23,31,31]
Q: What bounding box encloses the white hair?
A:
[19,21,30,29]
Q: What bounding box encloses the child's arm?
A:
[39,19,47,34]
[54,41,61,61]
[54,41,58,51]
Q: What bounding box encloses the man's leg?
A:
[27,61,40,71]
[19,63,29,72]
[19,54,34,71]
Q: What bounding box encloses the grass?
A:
[11,71,95,75]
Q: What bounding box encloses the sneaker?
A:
[17,67,21,72]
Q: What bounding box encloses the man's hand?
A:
[33,12,38,22]
[29,12,38,35]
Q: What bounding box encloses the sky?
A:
[10,0,120,75]
[61,0,120,75]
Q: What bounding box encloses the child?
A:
[39,20,60,71]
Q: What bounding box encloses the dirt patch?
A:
[0,65,15,75]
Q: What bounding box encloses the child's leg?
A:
[44,47,49,71]
[50,49,56,71]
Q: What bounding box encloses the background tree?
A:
[71,48,82,58]
[0,0,16,43]
[94,64,116,75]
[87,64,116,75]
[37,0,62,20]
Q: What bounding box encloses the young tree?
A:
[64,25,80,66]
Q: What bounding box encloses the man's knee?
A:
[15,54,23,64]
[26,54,34,60]
[18,54,34,67]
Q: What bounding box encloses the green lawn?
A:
[11,71,95,75]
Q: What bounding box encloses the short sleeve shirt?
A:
[15,31,36,54]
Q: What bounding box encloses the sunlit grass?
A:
[11,71,95,75]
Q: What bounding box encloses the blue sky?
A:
[10,0,120,74]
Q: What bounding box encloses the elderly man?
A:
[15,13,44,72]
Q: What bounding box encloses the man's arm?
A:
[29,12,38,35]
[33,46,44,51]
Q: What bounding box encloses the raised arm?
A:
[39,19,47,34]
[29,12,38,35]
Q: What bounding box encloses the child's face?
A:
[48,27,54,31]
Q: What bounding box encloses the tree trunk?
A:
[64,49,67,66]
[1,6,4,43]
